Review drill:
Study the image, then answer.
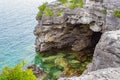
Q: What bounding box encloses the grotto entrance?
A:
[33,32,102,80]
[91,32,102,48]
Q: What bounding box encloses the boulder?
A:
[27,64,44,78]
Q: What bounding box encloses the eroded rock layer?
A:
[34,0,120,52]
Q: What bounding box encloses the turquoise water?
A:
[0,0,55,68]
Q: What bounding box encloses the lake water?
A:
[0,0,55,68]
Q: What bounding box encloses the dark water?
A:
[0,0,55,68]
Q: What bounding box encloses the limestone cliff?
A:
[34,0,120,79]
[34,0,120,52]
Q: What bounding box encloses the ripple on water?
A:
[0,0,56,68]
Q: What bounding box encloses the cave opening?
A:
[33,22,103,79]
[91,32,102,48]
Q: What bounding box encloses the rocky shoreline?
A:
[34,0,120,79]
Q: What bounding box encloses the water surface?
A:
[0,0,55,68]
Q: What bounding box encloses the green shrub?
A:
[36,11,42,19]
[36,2,53,18]
[56,10,63,16]
[102,9,107,14]
[38,2,48,11]
[69,3,78,9]
[113,9,120,18]
[36,0,84,19]
[58,0,68,4]
[0,61,36,80]
[36,2,48,19]
[44,7,53,16]
[69,0,83,9]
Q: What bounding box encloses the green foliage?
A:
[69,0,83,8]
[36,0,84,19]
[56,10,63,16]
[36,11,42,19]
[44,7,53,16]
[58,0,68,4]
[36,2,54,18]
[36,2,48,19]
[58,0,84,9]
[102,9,107,14]
[38,2,48,11]
[69,3,78,9]
[34,50,93,80]
[0,61,36,80]
[113,9,120,18]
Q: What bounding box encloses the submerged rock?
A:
[27,64,44,78]
[34,49,93,80]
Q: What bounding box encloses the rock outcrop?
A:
[85,30,120,72]
[58,67,120,80]
[34,0,120,52]
[34,0,120,79]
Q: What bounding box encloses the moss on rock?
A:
[113,10,120,18]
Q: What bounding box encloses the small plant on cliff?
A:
[58,0,68,4]
[36,2,48,19]
[69,0,83,9]
[102,9,107,14]
[113,9,120,18]
[44,7,54,16]
[0,61,36,80]
[38,2,48,12]
[56,9,63,16]
[36,2,54,19]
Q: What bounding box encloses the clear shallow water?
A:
[0,0,55,68]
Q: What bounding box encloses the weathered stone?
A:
[86,30,120,72]
[58,67,120,80]
[34,0,120,52]
[34,22,93,52]
[27,64,44,78]
[34,0,120,79]
[90,23,101,32]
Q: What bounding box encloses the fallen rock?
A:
[27,64,44,78]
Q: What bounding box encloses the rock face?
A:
[34,3,94,52]
[85,30,120,72]
[34,0,120,52]
[27,64,44,78]
[58,67,120,80]
[34,0,120,79]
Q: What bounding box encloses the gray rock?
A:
[34,22,93,52]
[34,0,120,52]
[58,67,120,80]
[34,0,120,79]
[87,30,120,72]
[90,23,101,32]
